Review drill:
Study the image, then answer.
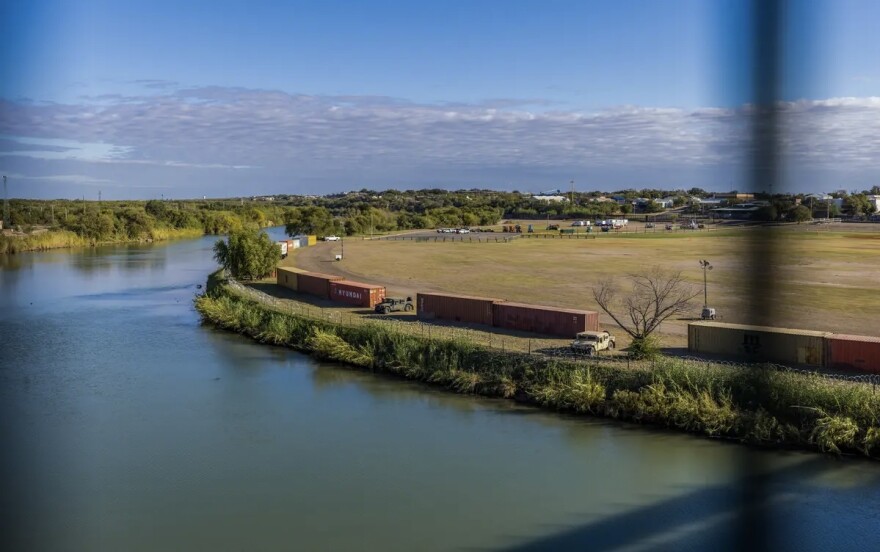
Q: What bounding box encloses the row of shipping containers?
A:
[276,235,319,258]
[688,322,880,373]
[416,292,599,338]
[276,268,386,307]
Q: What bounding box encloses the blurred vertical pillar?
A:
[746,0,783,330]
[736,1,787,551]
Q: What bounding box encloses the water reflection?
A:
[2,233,879,552]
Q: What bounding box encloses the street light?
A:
[699,259,715,320]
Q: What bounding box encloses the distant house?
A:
[867,195,880,213]
[531,195,567,202]
[655,197,676,209]
[691,197,725,211]
[590,196,615,203]
[610,195,627,205]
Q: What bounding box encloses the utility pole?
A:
[2,175,8,227]
[570,180,575,208]
[370,210,374,240]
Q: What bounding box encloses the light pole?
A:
[699,259,713,307]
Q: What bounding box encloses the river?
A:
[1,232,878,551]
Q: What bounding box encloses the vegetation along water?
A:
[3,230,879,551]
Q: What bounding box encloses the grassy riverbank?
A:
[196,276,880,459]
[0,227,206,254]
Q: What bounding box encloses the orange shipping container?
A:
[827,334,880,374]
[492,302,599,338]
[330,280,386,308]
[417,293,500,326]
[296,271,343,299]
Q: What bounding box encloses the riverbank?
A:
[196,273,880,459]
[0,227,206,254]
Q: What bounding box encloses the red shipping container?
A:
[827,334,880,374]
[416,293,501,326]
[295,271,343,299]
[492,302,599,338]
[330,280,386,308]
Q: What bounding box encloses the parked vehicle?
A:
[547,224,560,231]
[570,330,616,356]
[324,235,341,241]
[374,297,414,314]
[645,223,655,228]
[665,224,673,230]
[277,241,288,258]
[457,228,470,234]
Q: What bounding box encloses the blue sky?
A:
[1,0,878,199]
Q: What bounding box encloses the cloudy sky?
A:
[1,0,878,199]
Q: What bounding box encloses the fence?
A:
[371,235,520,243]
[221,277,880,387]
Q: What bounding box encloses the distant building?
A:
[868,195,880,213]
[715,192,755,201]
[531,195,568,202]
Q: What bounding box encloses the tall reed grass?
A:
[0,227,205,255]
[195,280,880,458]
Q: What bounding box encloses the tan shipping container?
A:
[688,322,828,366]
[826,334,880,374]
[296,271,343,299]
[330,280,386,308]
[307,235,317,246]
[416,292,501,326]
[277,267,301,291]
[492,302,599,338]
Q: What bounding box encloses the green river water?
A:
[1,231,878,551]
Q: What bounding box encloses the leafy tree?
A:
[213,228,279,280]
[753,205,778,221]
[788,204,812,223]
[145,200,169,219]
[845,194,871,217]
[285,206,340,237]
[620,203,633,214]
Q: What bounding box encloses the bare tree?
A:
[593,268,700,341]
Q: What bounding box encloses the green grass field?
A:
[290,226,880,347]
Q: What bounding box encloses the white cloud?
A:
[1,89,878,196]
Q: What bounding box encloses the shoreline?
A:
[195,271,880,459]
[0,227,208,255]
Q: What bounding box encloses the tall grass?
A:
[0,231,88,254]
[195,283,880,458]
[0,227,204,255]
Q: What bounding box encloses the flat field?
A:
[287,225,880,348]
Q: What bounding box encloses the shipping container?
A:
[492,302,599,338]
[290,239,301,249]
[276,267,300,291]
[827,334,880,373]
[416,293,501,326]
[277,241,288,258]
[296,271,343,299]
[307,235,317,246]
[688,322,828,366]
[330,280,386,308]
